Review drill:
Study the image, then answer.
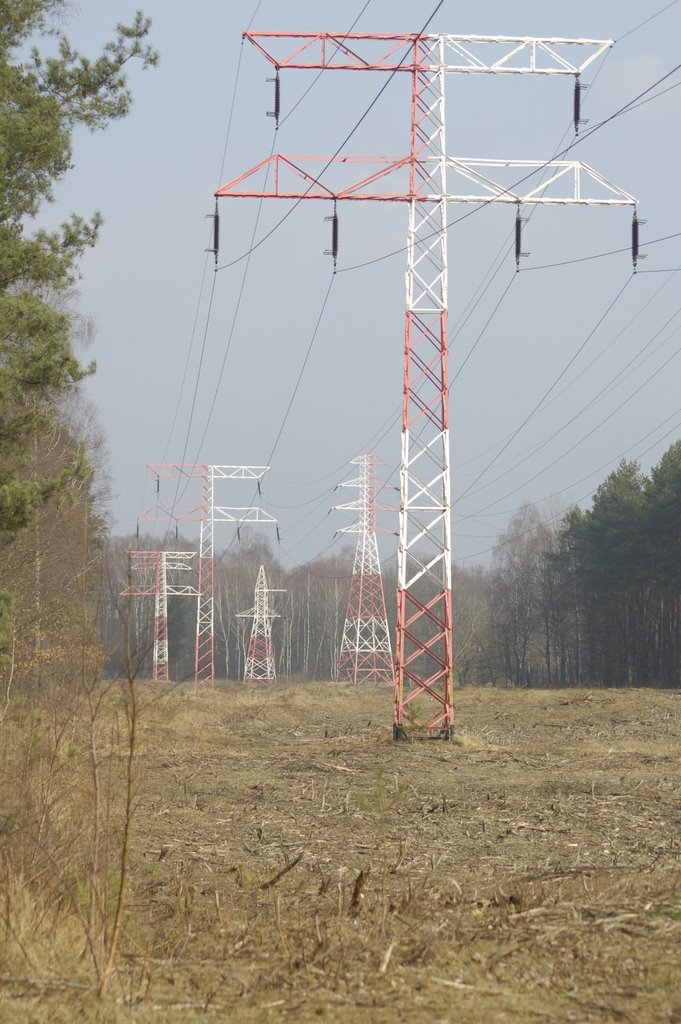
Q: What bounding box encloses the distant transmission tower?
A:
[335,455,393,685]
[215,31,637,736]
[121,550,196,680]
[238,565,284,683]
[139,464,277,684]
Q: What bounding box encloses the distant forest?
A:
[100,443,681,689]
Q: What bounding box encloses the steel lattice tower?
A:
[139,464,276,683]
[215,31,636,736]
[121,550,196,680]
[336,455,393,685]
[238,565,283,683]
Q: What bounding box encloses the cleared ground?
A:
[2,684,681,1022]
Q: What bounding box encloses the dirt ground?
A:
[2,683,680,1022]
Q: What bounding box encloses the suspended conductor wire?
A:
[215,273,337,566]
[460,310,681,512]
[205,8,663,544]
[454,404,681,564]
[266,274,336,467]
[148,0,262,538]
[452,275,633,509]
[278,0,376,129]
[160,271,218,545]
[190,131,278,465]
[616,0,681,41]
[335,58,681,279]
[402,55,626,485]
[451,264,681,480]
[215,0,447,273]
[185,2,384,492]
[160,238,213,464]
[451,275,517,386]
[462,401,681,525]
[519,230,681,273]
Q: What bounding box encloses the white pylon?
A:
[336,455,393,685]
[238,565,284,683]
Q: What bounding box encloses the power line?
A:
[455,292,681,498]
[616,0,681,42]
[453,276,633,508]
[453,405,681,564]
[215,0,447,273]
[278,0,375,129]
[465,319,681,518]
[451,264,681,481]
[335,59,681,278]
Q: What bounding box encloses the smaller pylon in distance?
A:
[238,565,284,683]
[336,454,394,685]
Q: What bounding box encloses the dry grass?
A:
[1,683,681,1022]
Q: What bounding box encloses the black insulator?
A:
[175,524,179,540]
[573,79,588,134]
[257,480,262,496]
[237,525,241,543]
[213,202,219,264]
[205,201,219,264]
[267,70,281,127]
[155,476,160,493]
[514,209,528,271]
[632,210,646,270]
[276,526,281,542]
[136,521,139,539]
[325,201,339,269]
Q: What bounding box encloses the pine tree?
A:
[0,2,157,653]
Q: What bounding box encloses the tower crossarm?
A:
[244,32,612,75]
[148,463,269,480]
[216,155,636,207]
[213,507,278,524]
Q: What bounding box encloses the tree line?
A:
[99,445,681,689]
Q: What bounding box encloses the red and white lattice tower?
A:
[139,465,276,683]
[215,32,636,736]
[121,550,196,680]
[335,455,393,685]
[238,565,284,683]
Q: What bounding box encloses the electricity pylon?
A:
[238,565,284,683]
[335,454,393,685]
[138,464,277,683]
[214,31,637,737]
[121,550,196,680]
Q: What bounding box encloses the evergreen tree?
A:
[0,2,157,655]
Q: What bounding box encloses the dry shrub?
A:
[0,668,138,996]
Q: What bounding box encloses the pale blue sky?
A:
[44,0,681,567]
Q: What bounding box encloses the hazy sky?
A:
[44,0,681,569]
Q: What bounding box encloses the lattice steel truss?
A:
[335,455,394,685]
[139,465,276,683]
[121,550,196,680]
[215,30,636,737]
[238,565,284,683]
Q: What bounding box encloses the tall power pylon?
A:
[215,32,637,737]
[139,464,277,683]
[121,550,196,680]
[335,454,393,685]
[238,565,284,683]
